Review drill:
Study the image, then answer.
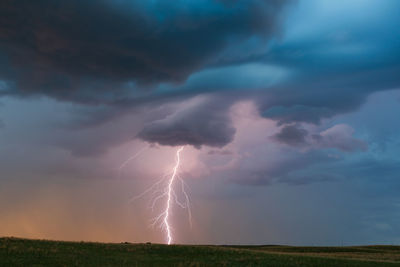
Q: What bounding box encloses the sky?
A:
[0,0,400,245]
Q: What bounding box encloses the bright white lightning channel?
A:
[164,146,184,244]
[125,146,191,245]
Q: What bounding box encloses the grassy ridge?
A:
[0,237,399,266]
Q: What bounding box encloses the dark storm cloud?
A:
[244,0,400,125]
[272,124,307,146]
[1,0,400,152]
[0,0,291,103]
[138,96,235,148]
[271,124,367,152]
[256,65,400,125]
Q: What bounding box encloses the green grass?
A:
[0,237,399,266]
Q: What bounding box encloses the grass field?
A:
[1,237,399,266]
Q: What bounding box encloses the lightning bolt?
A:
[126,146,191,244]
[164,146,184,244]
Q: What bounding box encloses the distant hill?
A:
[1,237,399,266]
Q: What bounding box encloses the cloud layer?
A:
[0,0,291,103]
[1,0,400,150]
[138,96,236,148]
[272,124,368,152]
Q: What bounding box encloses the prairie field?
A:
[1,237,399,266]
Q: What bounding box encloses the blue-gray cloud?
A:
[1,0,400,150]
[138,96,235,148]
[0,0,292,103]
[272,124,367,152]
[272,124,308,146]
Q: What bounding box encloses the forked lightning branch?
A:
[122,146,191,244]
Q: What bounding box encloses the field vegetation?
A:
[1,237,399,266]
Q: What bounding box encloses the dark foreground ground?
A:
[1,237,399,266]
